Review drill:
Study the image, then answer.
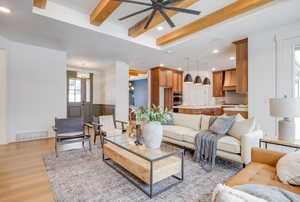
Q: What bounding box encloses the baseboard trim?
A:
[16,130,49,142]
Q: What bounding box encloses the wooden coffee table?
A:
[102,135,184,198]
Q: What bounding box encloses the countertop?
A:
[173,105,248,112]
[173,105,222,109]
[223,108,248,112]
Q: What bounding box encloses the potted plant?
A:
[133,105,169,149]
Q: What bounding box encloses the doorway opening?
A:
[67,71,93,122]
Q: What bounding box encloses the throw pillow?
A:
[212,184,267,202]
[277,150,300,185]
[200,115,212,130]
[228,117,256,140]
[209,116,235,135]
[162,113,174,125]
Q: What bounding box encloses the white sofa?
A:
[162,113,263,165]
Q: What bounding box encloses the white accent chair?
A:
[92,115,127,146]
[162,113,263,166]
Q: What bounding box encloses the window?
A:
[295,49,300,98]
[86,78,90,103]
[68,78,81,102]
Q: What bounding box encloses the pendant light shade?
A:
[184,57,193,83]
[184,73,193,83]
[194,75,202,85]
[203,77,211,85]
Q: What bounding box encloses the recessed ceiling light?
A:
[157,26,164,31]
[229,56,235,60]
[212,68,216,71]
[0,7,11,14]
[177,67,182,70]
[212,49,219,54]
[160,64,164,67]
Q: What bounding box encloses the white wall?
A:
[0,35,67,142]
[99,65,116,105]
[183,71,214,105]
[0,49,8,144]
[115,61,129,121]
[248,21,300,139]
[8,41,67,142]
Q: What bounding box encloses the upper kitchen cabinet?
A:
[213,71,225,97]
[150,67,183,106]
[173,70,183,94]
[223,69,236,91]
[233,38,248,94]
[158,68,173,88]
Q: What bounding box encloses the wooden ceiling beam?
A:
[33,0,47,9]
[90,0,122,26]
[156,0,274,46]
[128,0,198,37]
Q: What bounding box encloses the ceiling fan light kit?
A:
[115,0,201,29]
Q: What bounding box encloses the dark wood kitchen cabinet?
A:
[212,71,225,97]
[233,38,248,94]
[150,67,183,107]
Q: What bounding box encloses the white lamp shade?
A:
[269,97,300,118]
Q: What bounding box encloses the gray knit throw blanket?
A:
[193,130,226,172]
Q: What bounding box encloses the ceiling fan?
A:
[114,0,201,29]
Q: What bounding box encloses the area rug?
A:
[43,144,242,202]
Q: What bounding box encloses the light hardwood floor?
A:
[0,125,98,202]
[0,138,55,201]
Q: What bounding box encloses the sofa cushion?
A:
[172,113,202,131]
[217,136,241,154]
[277,150,300,185]
[163,125,184,141]
[226,162,300,195]
[163,125,198,142]
[182,129,199,143]
[212,184,267,202]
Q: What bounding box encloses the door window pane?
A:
[68,79,81,102]
[86,79,91,103]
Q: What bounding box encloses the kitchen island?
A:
[173,105,248,118]
[173,105,223,116]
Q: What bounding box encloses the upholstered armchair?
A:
[53,117,92,157]
[92,115,127,146]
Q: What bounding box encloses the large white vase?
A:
[143,121,163,149]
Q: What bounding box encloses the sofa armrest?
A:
[252,147,285,167]
[240,130,264,164]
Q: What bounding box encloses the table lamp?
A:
[269,96,300,141]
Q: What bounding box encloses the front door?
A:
[67,71,93,122]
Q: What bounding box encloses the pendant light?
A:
[184,57,193,83]
[194,59,202,85]
[203,77,211,85]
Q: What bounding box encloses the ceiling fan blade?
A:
[162,0,184,5]
[113,0,152,7]
[144,9,157,29]
[119,7,153,20]
[158,7,175,28]
[163,6,201,15]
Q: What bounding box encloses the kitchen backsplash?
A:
[214,91,248,105]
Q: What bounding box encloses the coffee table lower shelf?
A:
[102,143,184,198]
